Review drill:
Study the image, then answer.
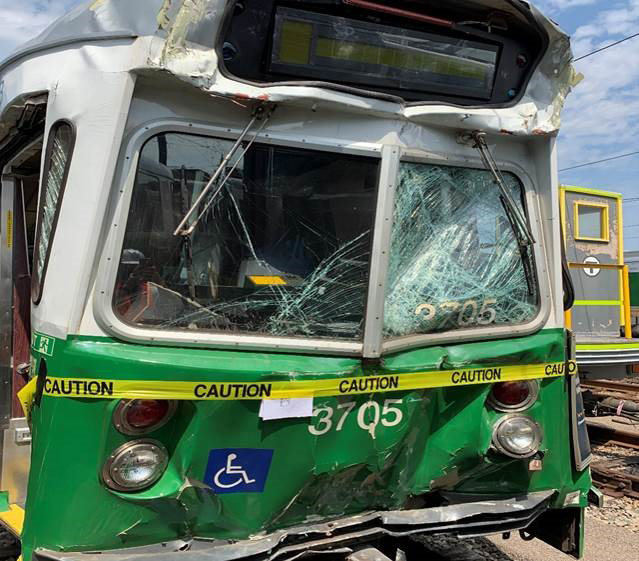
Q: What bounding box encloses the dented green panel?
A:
[20,328,590,560]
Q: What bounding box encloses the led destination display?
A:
[271,7,499,99]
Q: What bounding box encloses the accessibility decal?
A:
[204,449,274,493]
[41,360,577,401]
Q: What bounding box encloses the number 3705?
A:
[308,399,404,437]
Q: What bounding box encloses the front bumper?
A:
[34,491,554,561]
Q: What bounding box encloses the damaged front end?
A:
[21,331,591,561]
[33,492,555,561]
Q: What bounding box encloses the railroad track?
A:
[587,419,639,450]
[583,379,639,399]
[583,380,639,393]
[586,418,639,501]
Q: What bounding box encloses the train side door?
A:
[0,138,42,505]
[561,188,622,338]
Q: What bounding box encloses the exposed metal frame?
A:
[0,136,43,504]
[95,120,552,357]
[379,148,552,355]
[0,172,15,430]
[33,490,555,561]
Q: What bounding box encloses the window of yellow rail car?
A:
[383,162,539,337]
[113,132,379,340]
[574,201,609,242]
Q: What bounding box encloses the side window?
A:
[32,121,75,302]
[574,201,608,242]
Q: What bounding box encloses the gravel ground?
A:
[490,514,639,561]
[588,442,639,532]
[415,512,639,561]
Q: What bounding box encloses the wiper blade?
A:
[466,131,536,296]
[173,103,276,236]
[470,131,535,248]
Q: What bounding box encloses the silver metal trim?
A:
[362,145,400,358]
[173,105,275,236]
[112,399,177,436]
[491,414,543,459]
[380,149,552,355]
[0,418,31,504]
[576,349,639,364]
[101,439,168,492]
[93,119,382,356]
[32,491,556,561]
[486,380,539,413]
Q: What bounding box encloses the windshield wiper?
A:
[173,103,276,236]
[470,131,535,248]
[466,131,537,295]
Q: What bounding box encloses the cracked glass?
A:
[114,133,379,340]
[383,162,538,338]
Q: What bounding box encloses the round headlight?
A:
[492,415,542,458]
[487,381,538,412]
[102,440,168,492]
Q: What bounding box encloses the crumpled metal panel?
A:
[32,491,553,561]
[3,0,578,136]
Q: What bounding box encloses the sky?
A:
[0,0,638,250]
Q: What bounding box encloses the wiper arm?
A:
[464,131,536,296]
[173,103,276,236]
[470,131,535,248]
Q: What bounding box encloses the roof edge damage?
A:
[0,1,580,135]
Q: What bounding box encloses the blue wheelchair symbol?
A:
[204,448,274,493]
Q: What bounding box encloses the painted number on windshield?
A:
[415,298,497,327]
[308,399,403,437]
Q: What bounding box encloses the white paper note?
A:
[259,397,313,420]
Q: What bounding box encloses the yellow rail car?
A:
[561,186,639,378]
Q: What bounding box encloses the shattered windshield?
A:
[114,133,379,340]
[384,163,538,338]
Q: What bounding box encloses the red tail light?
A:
[488,381,537,412]
[113,399,176,435]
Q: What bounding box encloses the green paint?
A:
[19,328,589,560]
[0,491,9,513]
[561,185,622,200]
[576,343,639,350]
[572,300,621,306]
[630,272,639,307]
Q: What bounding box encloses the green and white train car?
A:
[0,1,592,560]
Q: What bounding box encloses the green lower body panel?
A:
[19,328,590,560]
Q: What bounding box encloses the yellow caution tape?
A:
[42,361,576,401]
[17,377,38,418]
